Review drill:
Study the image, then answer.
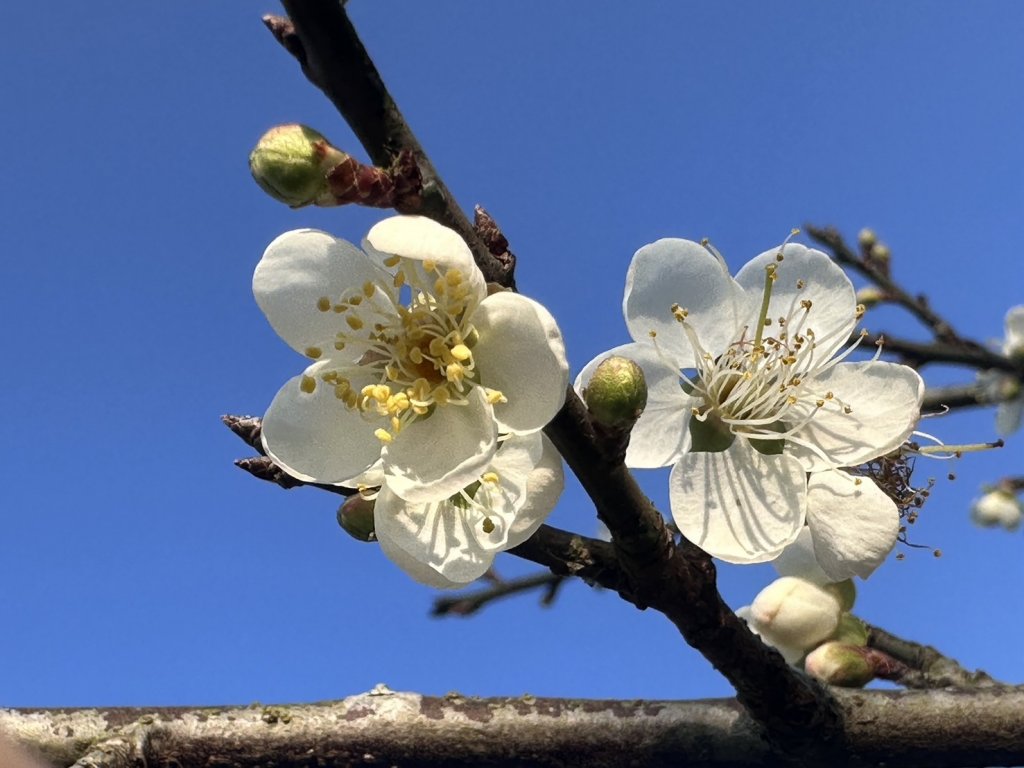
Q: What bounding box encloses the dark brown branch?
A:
[263,9,512,287]
[870,334,1018,374]
[922,383,992,413]
[11,689,1024,768]
[431,571,566,617]
[865,622,1004,689]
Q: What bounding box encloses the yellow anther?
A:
[362,281,375,298]
[446,362,464,383]
[393,271,406,288]
[446,269,464,286]
[816,399,825,407]
[409,347,424,364]
[304,346,322,359]
[649,330,657,338]
[346,315,364,331]
[348,295,363,306]
[391,416,402,432]
[787,396,798,405]
[800,299,813,310]
[854,478,863,486]
[316,297,331,312]
[796,279,805,289]
[383,255,401,268]
[485,389,507,405]
[482,517,496,534]
[450,343,472,361]
[855,304,866,319]
[482,471,499,485]
[423,258,437,272]
[300,375,316,394]
[433,387,451,405]
[429,337,448,357]
[843,405,853,414]
[825,392,834,399]
[334,341,346,351]
[434,278,447,295]
[385,364,399,381]
[374,428,394,444]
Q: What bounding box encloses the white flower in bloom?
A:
[374,434,564,587]
[971,488,1023,531]
[577,238,923,571]
[979,306,1024,436]
[255,216,569,502]
[736,576,842,664]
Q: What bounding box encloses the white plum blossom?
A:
[978,306,1024,436]
[971,488,1023,531]
[255,216,569,502]
[373,434,564,587]
[577,237,923,574]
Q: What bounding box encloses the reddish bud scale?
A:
[327,155,396,207]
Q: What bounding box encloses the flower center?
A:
[669,252,869,460]
[302,256,505,443]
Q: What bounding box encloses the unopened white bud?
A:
[748,577,842,655]
[971,488,1022,531]
[855,286,885,308]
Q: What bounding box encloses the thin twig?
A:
[431,571,566,617]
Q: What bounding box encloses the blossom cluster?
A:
[254,216,569,586]
[579,237,924,580]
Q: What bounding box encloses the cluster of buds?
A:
[739,576,901,687]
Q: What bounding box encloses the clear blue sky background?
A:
[2,2,1023,707]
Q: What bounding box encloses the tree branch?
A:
[431,571,567,617]
[9,689,1024,768]
[864,622,1004,689]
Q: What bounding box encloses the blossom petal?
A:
[254,229,390,356]
[669,440,807,563]
[575,342,694,468]
[624,238,746,366]
[806,471,899,580]
[735,605,807,665]
[375,522,464,589]
[364,215,486,301]
[471,292,569,434]
[383,387,497,503]
[996,397,1024,437]
[1004,305,1024,355]
[786,361,924,471]
[506,436,565,549]
[735,243,856,361]
[260,363,383,484]
[772,527,831,585]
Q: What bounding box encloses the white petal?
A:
[996,396,1024,437]
[383,387,497,503]
[374,487,507,585]
[575,342,693,468]
[806,471,899,580]
[786,361,924,471]
[470,292,569,434]
[506,436,565,549]
[489,433,545,487]
[260,364,383,484]
[669,440,807,564]
[254,229,390,355]
[624,238,747,366]
[1003,305,1024,356]
[736,605,807,665]
[772,527,832,585]
[735,244,856,360]
[375,517,465,589]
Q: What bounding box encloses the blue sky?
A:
[2,2,1023,707]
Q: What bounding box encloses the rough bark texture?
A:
[6,688,1024,768]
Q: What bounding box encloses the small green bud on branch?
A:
[337,495,377,542]
[583,356,648,429]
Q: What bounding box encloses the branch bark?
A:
[7,688,1024,768]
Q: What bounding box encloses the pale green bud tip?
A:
[249,124,345,207]
[831,613,869,646]
[337,495,377,542]
[855,286,885,308]
[824,579,857,612]
[804,642,875,687]
[583,356,648,428]
[857,228,877,249]
[869,242,891,262]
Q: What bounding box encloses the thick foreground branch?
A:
[6,688,1024,768]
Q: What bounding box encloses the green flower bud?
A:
[869,242,891,262]
[831,614,869,646]
[583,356,648,428]
[857,228,877,250]
[337,495,377,542]
[249,124,346,208]
[804,642,876,687]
